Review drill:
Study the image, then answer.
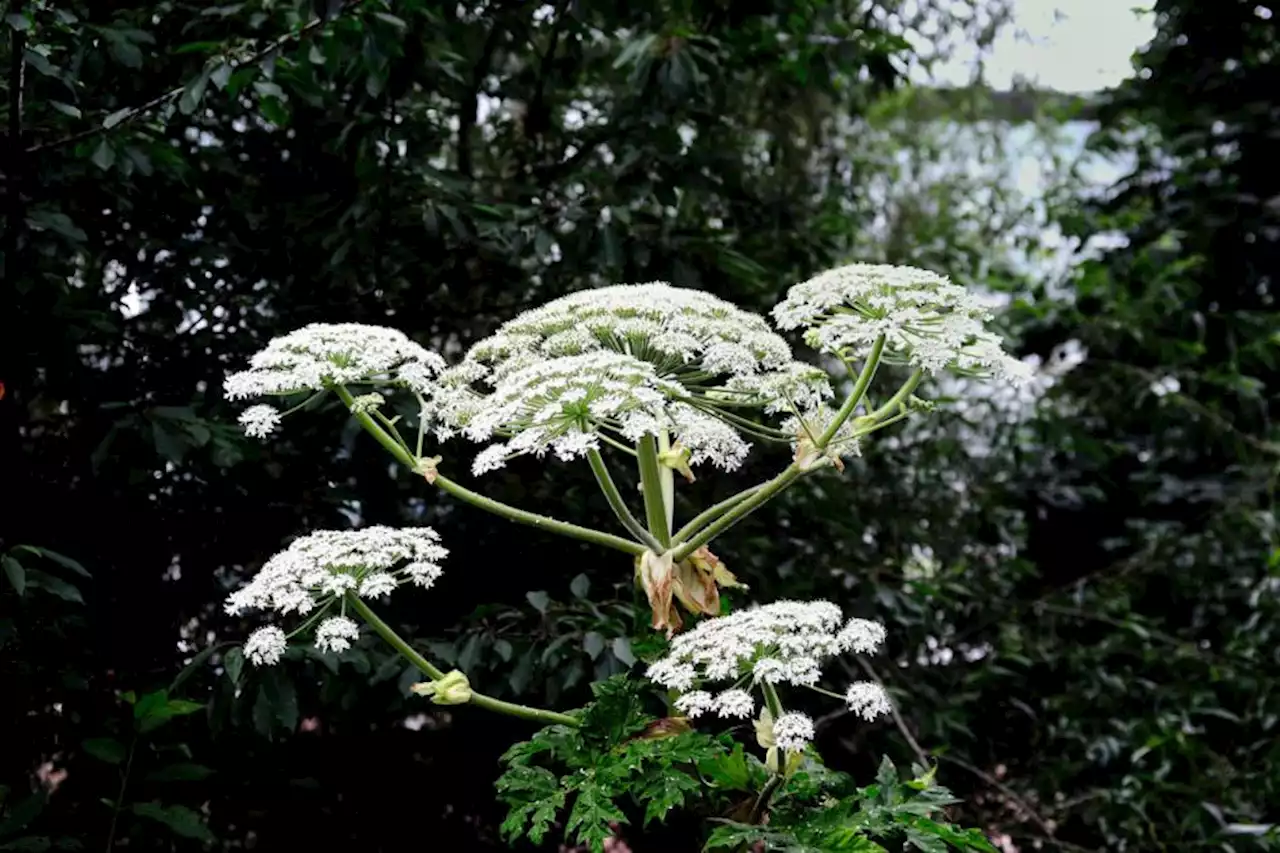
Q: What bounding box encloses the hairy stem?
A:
[672,483,764,544]
[587,449,661,550]
[335,386,645,556]
[636,435,672,547]
[866,368,924,421]
[819,333,886,447]
[671,465,802,562]
[347,595,580,727]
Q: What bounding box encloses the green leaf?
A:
[905,828,948,853]
[14,547,90,578]
[3,557,25,596]
[144,763,214,782]
[526,590,550,613]
[178,69,211,115]
[21,49,55,77]
[24,571,83,604]
[130,803,215,843]
[102,108,132,129]
[134,690,169,721]
[24,210,86,242]
[373,12,407,29]
[569,573,590,599]
[263,671,299,732]
[223,647,244,684]
[169,643,224,691]
[138,699,206,733]
[91,139,116,171]
[582,631,605,660]
[4,13,31,31]
[50,102,81,118]
[565,781,627,853]
[82,738,126,765]
[108,39,143,69]
[638,770,699,824]
[0,792,46,837]
[611,637,636,667]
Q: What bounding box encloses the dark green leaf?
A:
[3,557,25,597]
[130,803,215,843]
[91,139,115,171]
[144,763,215,782]
[526,590,550,614]
[81,738,126,765]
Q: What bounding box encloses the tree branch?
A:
[24,0,363,154]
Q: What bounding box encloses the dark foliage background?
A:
[2,0,1276,851]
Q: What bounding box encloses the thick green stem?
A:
[749,775,785,825]
[636,435,672,547]
[672,483,764,543]
[867,368,924,421]
[656,429,676,533]
[347,595,580,727]
[335,386,645,556]
[587,449,661,551]
[672,465,802,562]
[819,333,886,447]
[761,681,784,720]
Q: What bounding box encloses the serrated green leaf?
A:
[639,769,700,824]
[565,781,627,853]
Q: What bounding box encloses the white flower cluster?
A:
[457,283,833,412]
[437,351,751,476]
[772,263,1030,383]
[227,526,448,665]
[224,323,447,438]
[646,600,891,749]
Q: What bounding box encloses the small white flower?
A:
[845,681,892,721]
[646,600,889,727]
[358,572,397,598]
[645,659,698,692]
[224,323,445,400]
[674,690,715,719]
[315,616,360,653]
[244,626,287,666]
[349,392,385,413]
[239,404,282,439]
[714,689,755,719]
[772,712,815,752]
[752,658,788,684]
[835,618,888,654]
[773,263,1028,384]
[228,527,448,658]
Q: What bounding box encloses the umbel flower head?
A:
[646,600,891,749]
[772,263,1030,383]
[227,526,448,665]
[437,351,751,476]
[456,282,833,416]
[224,323,447,438]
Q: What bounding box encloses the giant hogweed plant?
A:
[222,264,1027,852]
